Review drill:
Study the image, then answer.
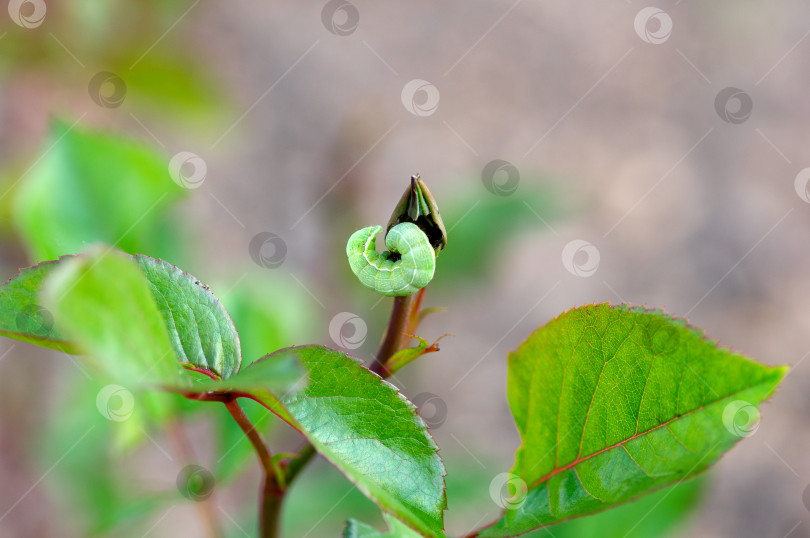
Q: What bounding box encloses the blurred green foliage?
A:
[42,249,185,386]
[0,2,228,130]
[13,121,187,262]
[431,184,559,290]
[41,370,184,536]
[6,119,316,535]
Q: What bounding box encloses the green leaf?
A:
[386,334,449,376]
[531,477,704,538]
[0,258,75,351]
[13,120,186,262]
[192,348,305,396]
[192,345,447,537]
[344,514,424,537]
[133,255,241,379]
[41,247,185,386]
[282,459,381,537]
[0,252,242,379]
[479,304,785,536]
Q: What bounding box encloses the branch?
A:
[223,399,284,538]
[371,294,414,376]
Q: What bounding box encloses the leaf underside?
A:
[479,303,785,537]
[194,345,447,537]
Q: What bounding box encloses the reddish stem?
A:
[371,294,414,376]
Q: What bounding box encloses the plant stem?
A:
[260,476,285,538]
[224,399,284,538]
[371,294,414,376]
[224,399,276,478]
[284,443,316,485]
[231,288,430,535]
[214,287,428,536]
[404,288,426,336]
[282,290,428,513]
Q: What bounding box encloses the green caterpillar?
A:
[346,222,435,296]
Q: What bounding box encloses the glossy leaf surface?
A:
[479,304,785,536]
[134,255,241,378]
[0,252,242,379]
[192,345,447,537]
[41,248,184,386]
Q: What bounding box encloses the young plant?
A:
[0,175,785,538]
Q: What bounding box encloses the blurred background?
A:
[0,1,808,537]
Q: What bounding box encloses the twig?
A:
[223,399,284,538]
[371,294,414,375]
